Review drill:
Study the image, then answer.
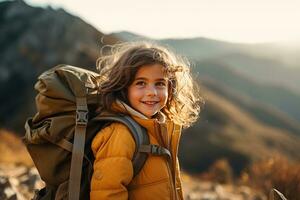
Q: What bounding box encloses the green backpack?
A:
[23,65,171,200]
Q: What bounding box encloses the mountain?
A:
[245,43,300,68]
[108,31,150,42]
[113,31,300,68]
[194,59,300,126]
[200,77,300,136]
[214,52,300,95]
[162,38,300,95]
[180,86,300,174]
[0,0,118,132]
[112,31,246,60]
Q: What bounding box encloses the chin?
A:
[142,112,154,118]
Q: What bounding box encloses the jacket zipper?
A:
[168,125,179,200]
[171,124,182,200]
[156,121,177,200]
[165,158,176,199]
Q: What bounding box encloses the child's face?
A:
[128,64,168,118]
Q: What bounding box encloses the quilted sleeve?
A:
[90,123,136,200]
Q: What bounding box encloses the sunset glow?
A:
[26,0,300,44]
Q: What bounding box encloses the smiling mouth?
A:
[141,101,159,105]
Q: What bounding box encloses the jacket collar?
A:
[112,99,182,157]
[110,100,169,138]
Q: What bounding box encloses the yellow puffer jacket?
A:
[90,101,184,200]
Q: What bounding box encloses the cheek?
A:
[128,87,141,103]
[160,89,169,104]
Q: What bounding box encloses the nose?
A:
[146,85,157,96]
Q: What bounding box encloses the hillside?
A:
[0,129,33,166]
[201,77,300,136]
[194,59,300,126]
[215,52,300,94]
[111,31,246,61]
[0,0,118,132]
[180,86,300,174]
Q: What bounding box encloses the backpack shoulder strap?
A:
[93,114,150,177]
[68,97,89,200]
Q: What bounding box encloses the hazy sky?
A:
[25,0,300,44]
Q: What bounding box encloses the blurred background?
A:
[0,0,299,199]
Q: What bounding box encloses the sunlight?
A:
[25,0,300,43]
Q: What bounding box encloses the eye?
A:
[156,81,167,87]
[135,81,146,86]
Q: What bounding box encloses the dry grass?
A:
[241,156,300,200]
[208,158,233,184]
[0,129,33,166]
[195,158,234,184]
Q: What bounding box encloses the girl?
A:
[90,42,202,200]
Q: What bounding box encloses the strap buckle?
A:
[150,145,162,155]
[139,144,171,158]
[76,110,88,126]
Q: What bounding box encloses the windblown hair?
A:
[96,41,204,128]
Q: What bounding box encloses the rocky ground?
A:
[0,163,268,200]
[181,174,267,200]
[0,164,44,200]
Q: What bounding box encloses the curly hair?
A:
[96,41,203,128]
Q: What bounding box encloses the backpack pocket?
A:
[54,181,69,200]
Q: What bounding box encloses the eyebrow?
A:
[134,77,168,81]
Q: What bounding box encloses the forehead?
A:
[135,64,167,79]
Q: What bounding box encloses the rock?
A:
[181,174,267,200]
[0,176,18,200]
[0,164,44,200]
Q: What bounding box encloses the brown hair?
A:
[96,41,203,127]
